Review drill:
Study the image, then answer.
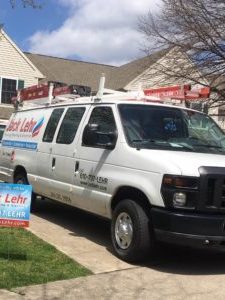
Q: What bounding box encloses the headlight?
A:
[161,175,199,209]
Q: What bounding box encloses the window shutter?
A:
[18,80,24,90]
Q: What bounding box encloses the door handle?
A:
[52,157,56,169]
[75,161,79,173]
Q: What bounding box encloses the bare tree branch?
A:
[139,0,225,106]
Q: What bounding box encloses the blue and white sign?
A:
[0,183,32,227]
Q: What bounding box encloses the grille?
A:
[198,167,225,212]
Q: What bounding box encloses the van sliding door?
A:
[50,106,88,206]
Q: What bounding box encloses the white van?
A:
[1,88,225,262]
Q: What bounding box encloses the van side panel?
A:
[0,109,51,188]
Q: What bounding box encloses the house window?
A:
[1,78,17,104]
[0,78,24,104]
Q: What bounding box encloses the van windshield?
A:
[119,104,225,154]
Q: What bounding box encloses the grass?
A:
[0,227,91,290]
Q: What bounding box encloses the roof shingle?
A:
[25,49,168,91]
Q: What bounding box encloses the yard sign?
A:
[0,183,32,227]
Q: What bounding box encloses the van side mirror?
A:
[82,123,117,149]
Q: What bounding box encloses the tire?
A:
[14,172,37,212]
[111,199,155,263]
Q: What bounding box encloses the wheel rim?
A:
[15,176,26,184]
[16,179,24,184]
[115,212,133,250]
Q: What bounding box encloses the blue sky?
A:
[0,0,65,49]
[0,0,160,65]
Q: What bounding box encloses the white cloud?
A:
[28,0,161,65]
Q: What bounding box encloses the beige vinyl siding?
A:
[0,32,42,87]
[125,48,208,91]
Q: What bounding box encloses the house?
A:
[26,49,224,128]
[0,28,44,119]
[1,28,223,128]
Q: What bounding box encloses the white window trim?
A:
[0,76,19,104]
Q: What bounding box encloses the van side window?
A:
[83,106,116,147]
[43,108,64,142]
[56,107,85,144]
[89,106,116,131]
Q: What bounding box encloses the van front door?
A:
[75,105,118,216]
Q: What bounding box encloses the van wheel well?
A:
[111,187,151,217]
[13,166,27,182]
[13,166,37,212]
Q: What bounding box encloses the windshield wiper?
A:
[171,142,194,151]
[186,136,223,149]
[131,139,193,151]
[131,139,170,148]
[194,144,222,149]
[132,139,155,144]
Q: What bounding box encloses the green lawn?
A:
[0,227,91,289]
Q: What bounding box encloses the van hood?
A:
[156,151,225,176]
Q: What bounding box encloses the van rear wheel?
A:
[14,173,37,212]
[111,199,154,262]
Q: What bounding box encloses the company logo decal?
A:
[32,117,44,137]
[6,116,44,138]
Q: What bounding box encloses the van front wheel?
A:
[111,199,154,262]
[14,173,37,212]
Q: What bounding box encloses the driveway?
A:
[3,198,225,299]
[28,198,133,273]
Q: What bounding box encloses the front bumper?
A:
[151,207,225,248]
